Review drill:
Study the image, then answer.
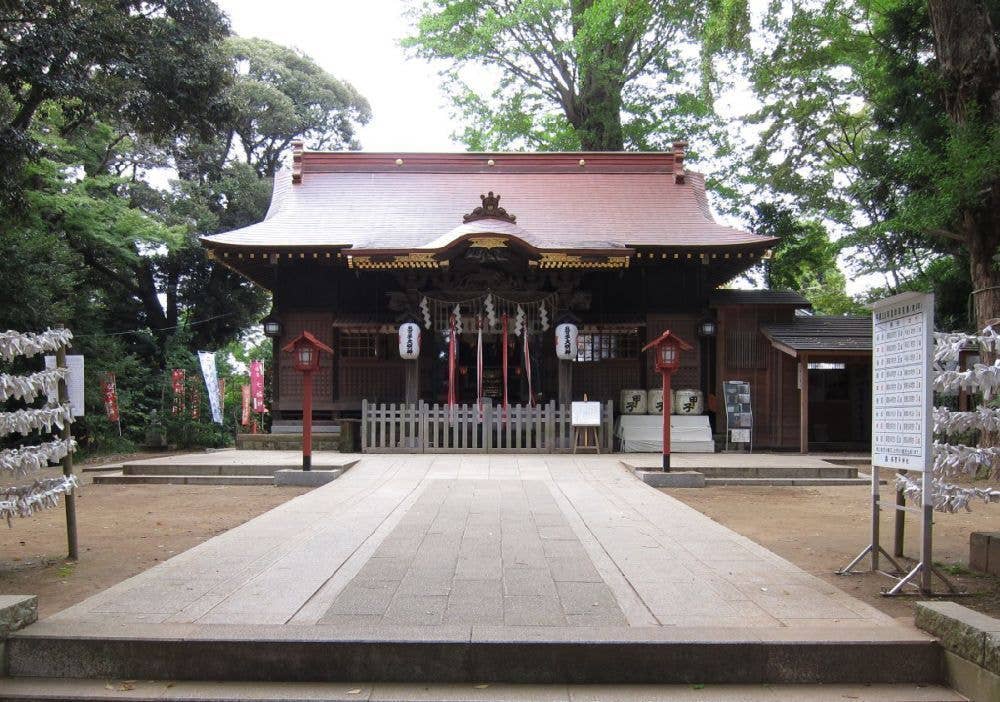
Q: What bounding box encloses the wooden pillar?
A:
[799,353,809,454]
[558,360,572,406]
[405,359,419,405]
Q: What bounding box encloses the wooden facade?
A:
[202,147,872,451]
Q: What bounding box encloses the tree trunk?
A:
[927,0,1000,334]
[572,78,625,150]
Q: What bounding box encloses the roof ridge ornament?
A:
[463,191,516,224]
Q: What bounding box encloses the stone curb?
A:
[0,595,37,639]
[915,601,1000,675]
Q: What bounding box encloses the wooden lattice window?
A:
[576,332,640,362]
[725,329,768,369]
[340,331,379,358]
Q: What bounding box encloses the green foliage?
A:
[0,2,371,453]
[404,0,749,152]
[741,0,1000,327]
[750,204,862,315]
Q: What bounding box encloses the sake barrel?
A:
[673,388,704,415]
[620,389,647,415]
[647,388,664,415]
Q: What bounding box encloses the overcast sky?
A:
[216,0,460,151]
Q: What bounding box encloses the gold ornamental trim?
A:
[347,252,442,270]
[532,253,631,269]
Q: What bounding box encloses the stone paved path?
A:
[51,454,894,630]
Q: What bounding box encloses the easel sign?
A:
[839,291,948,595]
[571,400,601,453]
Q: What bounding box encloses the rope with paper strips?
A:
[0,328,78,524]
[895,324,1000,512]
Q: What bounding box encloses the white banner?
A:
[44,355,84,417]
[198,351,223,425]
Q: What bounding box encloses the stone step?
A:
[695,465,856,478]
[4,621,945,686]
[0,678,966,701]
[122,463,283,476]
[236,434,341,451]
[92,474,274,486]
[703,477,870,487]
[272,420,340,435]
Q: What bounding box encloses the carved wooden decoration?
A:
[463,192,517,224]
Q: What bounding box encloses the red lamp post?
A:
[282,331,333,471]
[642,330,693,472]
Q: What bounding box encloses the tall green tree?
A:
[404,0,750,151]
[741,0,999,331]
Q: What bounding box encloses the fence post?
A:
[361,399,368,453]
[419,401,428,453]
[603,400,614,452]
[546,400,556,453]
[484,399,493,452]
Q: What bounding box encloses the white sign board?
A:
[45,354,85,417]
[571,401,601,427]
[872,292,934,471]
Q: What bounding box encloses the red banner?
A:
[241,385,251,426]
[100,372,119,423]
[171,369,185,415]
[447,315,457,414]
[188,377,200,419]
[250,360,266,413]
[501,313,509,423]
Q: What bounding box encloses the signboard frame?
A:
[571,401,601,427]
[839,291,944,595]
[723,380,752,452]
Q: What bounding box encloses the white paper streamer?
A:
[0,438,77,476]
[484,294,497,329]
[514,305,526,337]
[0,368,67,403]
[0,329,73,363]
[896,473,1000,513]
[419,296,432,330]
[933,406,1000,435]
[0,475,78,526]
[539,301,549,331]
[452,304,463,334]
[933,360,1000,399]
[933,327,1000,365]
[0,404,73,437]
[932,441,1000,479]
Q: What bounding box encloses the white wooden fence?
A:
[361,399,614,453]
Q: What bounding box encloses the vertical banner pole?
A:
[871,465,880,572]
[55,340,78,560]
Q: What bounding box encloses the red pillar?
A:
[662,370,672,471]
[302,370,313,471]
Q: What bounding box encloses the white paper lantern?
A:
[398,323,421,360]
[554,322,578,360]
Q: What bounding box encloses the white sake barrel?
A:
[647,388,664,415]
[620,389,647,415]
[674,388,704,415]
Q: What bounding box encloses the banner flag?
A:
[171,369,185,415]
[241,385,251,426]
[100,372,119,422]
[198,351,223,425]
[250,360,266,413]
[188,378,200,419]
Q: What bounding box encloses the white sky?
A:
[216,0,460,151]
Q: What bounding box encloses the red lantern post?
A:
[282,331,333,471]
[642,331,693,472]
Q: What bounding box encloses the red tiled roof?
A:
[201,150,774,252]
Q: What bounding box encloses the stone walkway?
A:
[52,454,893,630]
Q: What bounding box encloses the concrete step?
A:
[0,678,967,701]
[92,474,274,486]
[703,477,871,487]
[695,465,857,479]
[122,463,282,476]
[4,621,945,686]
[236,434,341,451]
[272,420,340,435]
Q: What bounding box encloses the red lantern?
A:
[642,331,693,472]
[282,331,333,470]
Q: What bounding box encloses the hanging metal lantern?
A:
[554,322,578,361]
[398,322,421,360]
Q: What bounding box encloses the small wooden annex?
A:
[201,143,872,452]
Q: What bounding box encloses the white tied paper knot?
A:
[0,329,73,363]
[0,475,78,526]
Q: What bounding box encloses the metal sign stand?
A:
[837,292,956,596]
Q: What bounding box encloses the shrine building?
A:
[201,143,872,453]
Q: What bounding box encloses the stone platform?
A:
[4,454,942,689]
